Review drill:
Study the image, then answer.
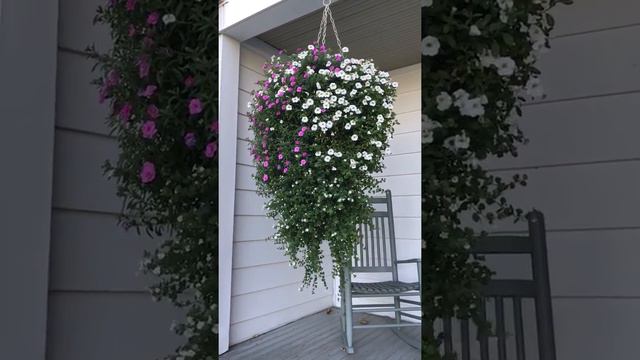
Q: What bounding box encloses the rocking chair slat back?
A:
[439,210,556,360]
[352,190,396,275]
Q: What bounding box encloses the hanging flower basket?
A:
[248,4,399,289]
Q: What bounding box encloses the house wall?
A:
[45,0,183,359]
[229,44,334,345]
[481,2,640,359]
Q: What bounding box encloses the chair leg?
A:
[344,274,354,354]
[394,295,401,327]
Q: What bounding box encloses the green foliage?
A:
[91,1,218,358]
[248,46,398,288]
[421,0,571,358]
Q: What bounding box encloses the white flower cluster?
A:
[423,0,556,152]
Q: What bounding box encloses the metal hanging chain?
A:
[316,0,343,50]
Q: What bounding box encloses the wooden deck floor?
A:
[220,308,421,360]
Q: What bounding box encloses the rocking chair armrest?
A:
[395,258,421,264]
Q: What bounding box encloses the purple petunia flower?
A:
[119,103,132,122]
[125,0,136,11]
[140,161,156,184]
[293,146,300,153]
[147,11,160,25]
[147,104,159,119]
[184,132,197,148]
[300,159,307,166]
[204,142,217,158]
[189,98,203,115]
[139,84,157,98]
[141,121,157,139]
[262,174,269,182]
[184,76,195,88]
[138,55,150,78]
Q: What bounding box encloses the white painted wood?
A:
[553,298,640,360]
[231,282,332,325]
[0,0,58,357]
[219,34,242,354]
[239,64,265,93]
[57,51,111,136]
[551,0,640,37]
[58,0,111,52]
[232,240,287,269]
[536,25,640,103]
[52,130,121,214]
[47,293,183,360]
[220,0,325,42]
[483,161,640,233]
[234,215,275,241]
[49,210,159,292]
[485,92,640,170]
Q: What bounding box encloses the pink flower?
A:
[204,142,217,158]
[300,159,307,166]
[278,153,284,160]
[283,167,289,173]
[143,36,154,49]
[140,161,156,184]
[335,54,343,61]
[184,76,195,87]
[147,11,160,25]
[106,70,120,87]
[147,104,160,119]
[141,121,157,139]
[189,98,203,115]
[184,132,197,148]
[262,161,269,168]
[293,146,300,153]
[262,174,269,182]
[296,86,302,93]
[210,120,219,133]
[139,84,157,98]
[125,0,136,11]
[138,56,150,78]
[298,130,304,137]
[118,103,132,122]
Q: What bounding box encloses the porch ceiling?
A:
[257,0,420,71]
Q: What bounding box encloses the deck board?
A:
[221,308,421,359]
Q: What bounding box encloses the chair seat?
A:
[352,281,420,295]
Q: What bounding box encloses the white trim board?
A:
[220,0,326,42]
[218,34,241,355]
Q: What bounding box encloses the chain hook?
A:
[323,0,331,6]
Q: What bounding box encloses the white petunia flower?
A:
[436,92,452,111]
[162,14,177,24]
[494,57,517,76]
[422,36,440,56]
[351,134,358,141]
[469,25,482,36]
[324,156,331,162]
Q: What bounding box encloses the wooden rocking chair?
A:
[339,190,422,354]
[440,210,557,360]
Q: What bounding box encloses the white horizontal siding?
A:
[480,3,640,359]
[48,2,182,357]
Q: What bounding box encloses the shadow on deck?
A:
[220,308,421,360]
